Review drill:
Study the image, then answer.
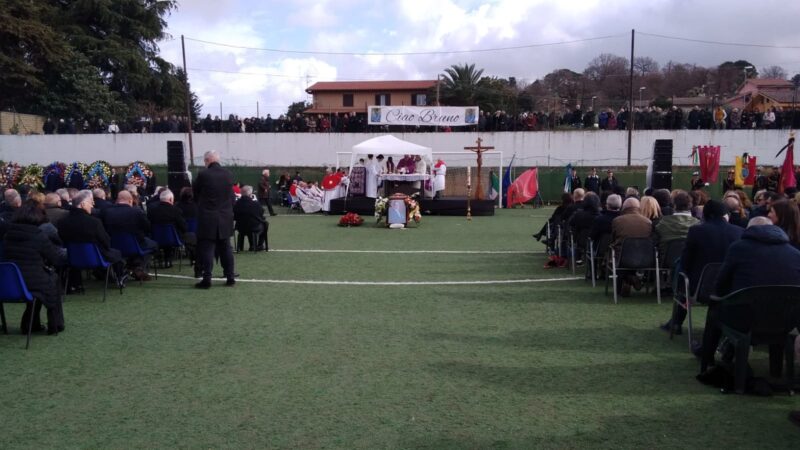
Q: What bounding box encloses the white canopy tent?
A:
[344,135,433,199]
[349,134,432,166]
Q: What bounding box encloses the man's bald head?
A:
[622,197,640,210]
[116,190,133,206]
[4,189,21,207]
[44,193,62,208]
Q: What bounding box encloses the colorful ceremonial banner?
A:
[734,154,757,187]
[778,134,796,193]
[367,106,479,127]
[507,168,539,207]
[698,146,721,182]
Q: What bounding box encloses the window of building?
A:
[343,93,354,107]
[412,93,427,106]
[375,93,391,106]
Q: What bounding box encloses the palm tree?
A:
[440,63,484,105]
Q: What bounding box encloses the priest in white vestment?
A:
[296,181,323,213]
[365,154,380,198]
[412,155,427,189]
[433,159,446,198]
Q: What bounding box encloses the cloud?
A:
[160,0,800,117]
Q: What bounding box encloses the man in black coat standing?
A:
[194,150,236,288]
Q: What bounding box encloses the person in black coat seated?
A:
[103,190,157,281]
[147,188,195,268]
[194,150,236,289]
[3,200,67,335]
[233,185,269,252]
[533,193,573,242]
[57,190,126,290]
[0,188,22,239]
[697,216,800,374]
[568,192,601,260]
[92,188,113,213]
[652,189,674,216]
[177,187,198,220]
[661,200,743,335]
[589,193,622,244]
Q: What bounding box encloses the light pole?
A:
[639,87,646,106]
[743,65,754,84]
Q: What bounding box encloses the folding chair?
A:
[674,263,722,349]
[151,224,185,271]
[186,218,198,234]
[587,233,612,287]
[111,232,157,281]
[659,238,686,290]
[65,242,120,302]
[711,285,800,394]
[0,262,37,349]
[605,237,661,304]
[569,228,591,275]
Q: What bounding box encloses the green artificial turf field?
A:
[1,208,797,449]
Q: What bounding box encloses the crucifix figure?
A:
[464,137,494,200]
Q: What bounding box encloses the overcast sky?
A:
[158,0,800,117]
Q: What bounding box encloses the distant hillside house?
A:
[724,79,798,112]
[304,80,438,115]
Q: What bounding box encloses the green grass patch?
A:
[0,208,796,448]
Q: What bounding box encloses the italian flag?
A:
[489,171,499,200]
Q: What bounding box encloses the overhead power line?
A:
[183,34,626,56]
[639,32,800,50]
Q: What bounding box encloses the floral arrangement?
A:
[18,163,44,190]
[125,161,153,188]
[2,162,22,189]
[374,196,388,222]
[85,160,113,189]
[405,195,422,224]
[338,212,364,227]
[64,161,87,189]
[43,162,66,191]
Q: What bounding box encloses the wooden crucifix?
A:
[464,137,494,200]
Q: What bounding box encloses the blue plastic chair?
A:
[111,232,157,281]
[65,243,118,302]
[186,218,198,234]
[0,262,37,349]
[151,224,185,271]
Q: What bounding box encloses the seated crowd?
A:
[536,178,800,393]
[0,181,270,337]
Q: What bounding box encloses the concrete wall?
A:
[0,129,792,168]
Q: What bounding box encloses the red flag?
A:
[745,155,757,185]
[699,146,721,182]
[779,136,796,193]
[507,168,539,207]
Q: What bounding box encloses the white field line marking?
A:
[268,249,545,254]
[154,273,582,286]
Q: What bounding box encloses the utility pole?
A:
[257,101,260,118]
[181,35,195,167]
[436,74,441,132]
[627,29,635,167]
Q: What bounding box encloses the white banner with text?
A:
[367,106,480,127]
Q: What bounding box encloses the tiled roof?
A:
[746,78,793,88]
[759,88,800,103]
[306,80,437,93]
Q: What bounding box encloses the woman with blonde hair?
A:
[640,196,662,227]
